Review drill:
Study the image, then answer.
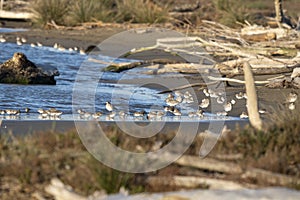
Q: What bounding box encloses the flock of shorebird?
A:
[0,35,86,55]
[0,89,297,121]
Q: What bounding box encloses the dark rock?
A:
[0,52,59,85]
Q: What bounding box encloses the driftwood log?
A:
[175,155,243,174]
[243,62,263,130]
[146,176,245,190]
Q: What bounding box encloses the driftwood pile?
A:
[95,20,300,89]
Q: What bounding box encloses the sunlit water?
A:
[0,39,241,121]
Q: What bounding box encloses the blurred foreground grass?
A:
[0,108,299,198]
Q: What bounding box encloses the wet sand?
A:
[0,120,249,135]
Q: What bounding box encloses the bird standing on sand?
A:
[224,102,232,112]
[286,92,297,103]
[199,98,209,109]
[289,103,295,110]
[240,112,248,119]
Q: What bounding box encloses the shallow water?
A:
[0,41,241,122]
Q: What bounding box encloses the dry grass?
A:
[214,108,300,178]
[31,0,70,26]
[68,0,115,25]
[0,107,299,198]
[0,130,143,196]
[115,0,170,24]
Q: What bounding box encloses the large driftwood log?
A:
[241,32,276,42]
[242,168,300,186]
[45,178,87,200]
[244,62,263,130]
[175,155,243,174]
[146,176,245,190]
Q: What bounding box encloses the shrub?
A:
[31,0,70,26]
[116,0,170,23]
[213,0,250,27]
[68,0,115,25]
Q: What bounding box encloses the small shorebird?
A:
[108,111,116,118]
[174,91,183,97]
[77,109,85,115]
[209,91,219,98]
[184,91,192,98]
[286,92,297,103]
[58,46,66,51]
[235,92,245,100]
[196,109,204,118]
[217,96,225,104]
[183,96,194,104]
[240,112,249,119]
[105,102,113,112]
[0,36,6,43]
[30,43,36,47]
[147,111,157,120]
[25,108,31,113]
[202,88,210,97]
[118,111,127,119]
[119,110,127,119]
[92,112,102,119]
[16,40,22,46]
[47,108,63,117]
[79,49,86,55]
[231,99,236,105]
[166,98,179,107]
[83,112,91,119]
[0,110,5,115]
[165,93,174,101]
[37,42,43,47]
[224,102,232,112]
[21,37,27,43]
[199,98,209,109]
[259,109,267,114]
[156,111,165,119]
[164,106,173,113]
[133,110,145,117]
[53,43,59,49]
[289,103,295,110]
[173,108,181,116]
[37,108,46,114]
[175,95,183,103]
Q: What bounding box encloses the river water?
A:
[0,30,241,122]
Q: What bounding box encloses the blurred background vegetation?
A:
[28,0,300,28]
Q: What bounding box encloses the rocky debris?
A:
[0,52,59,84]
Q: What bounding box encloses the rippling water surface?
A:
[0,38,240,121]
